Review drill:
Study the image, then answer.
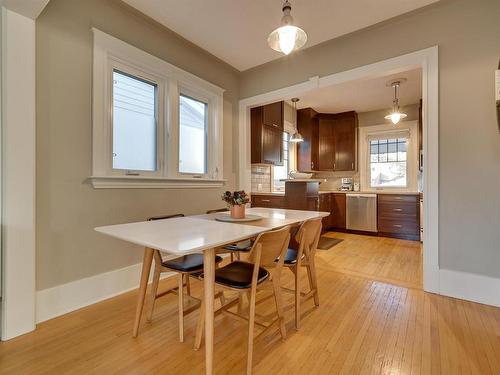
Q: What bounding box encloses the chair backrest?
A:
[249,226,291,268]
[295,217,322,259]
[206,208,229,214]
[148,213,184,221]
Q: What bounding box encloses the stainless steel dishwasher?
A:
[346,193,377,232]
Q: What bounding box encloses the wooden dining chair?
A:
[279,217,322,330]
[206,208,253,261]
[146,213,224,342]
[194,226,291,375]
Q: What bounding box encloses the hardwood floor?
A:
[1,234,499,374]
[320,231,423,289]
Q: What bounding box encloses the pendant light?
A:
[384,79,407,125]
[268,1,307,55]
[289,98,304,143]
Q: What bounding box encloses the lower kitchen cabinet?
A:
[318,193,331,230]
[377,194,420,240]
[330,193,346,229]
[251,194,284,208]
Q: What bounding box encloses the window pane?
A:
[369,136,409,188]
[371,161,407,187]
[179,95,208,174]
[112,70,157,171]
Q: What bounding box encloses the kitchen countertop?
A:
[251,190,421,196]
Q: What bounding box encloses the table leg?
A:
[132,247,154,337]
[203,248,216,375]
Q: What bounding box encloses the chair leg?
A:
[194,301,205,350]
[178,273,184,342]
[309,260,320,307]
[230,252,234,262]
[272,278,287,340]
[147,265,161,322]
[185,274,191,296]
[294,265,301,330]
[246,285,257,375]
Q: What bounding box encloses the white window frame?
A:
[91,28,225,188]
[359,121,419,192]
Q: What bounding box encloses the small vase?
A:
[230,204,245,219]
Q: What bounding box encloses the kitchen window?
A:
[272,132,290,192]
[370,138,408,188]
[91,29,224,188]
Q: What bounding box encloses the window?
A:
[112,70,158,172]
[272,132,290,191]
[370,138,408,188]
[179,94,208,174]
[91,29,224,188]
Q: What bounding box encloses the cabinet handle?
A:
[393,224,402,228]
[394,197,402,200]
[333,163,336,170]
[352,162,354,170]
[261,199,271,202]
[311,161,314,169]
[393,208,402,212]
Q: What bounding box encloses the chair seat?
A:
[214,261,269,289]
[276,248,300,265]
[223,239,253,252]
[163,253,223,272]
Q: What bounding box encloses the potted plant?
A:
[222,190,250,219]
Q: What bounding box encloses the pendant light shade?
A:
[268,1,307,55]
[289,98,304,143]
[384,79,407,125]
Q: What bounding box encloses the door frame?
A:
[238,46,440,293]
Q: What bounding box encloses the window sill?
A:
[88,176,226,189]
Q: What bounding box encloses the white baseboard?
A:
[36,262,175,324]
[439,269,500,308]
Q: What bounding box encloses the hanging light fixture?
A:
[384,79,408,125]
[289,98,304,143]
[268,1,307,55]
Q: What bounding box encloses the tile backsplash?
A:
[251,165,271,192]
[313,171,360,191]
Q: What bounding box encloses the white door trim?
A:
[238,46,440,293]
[1,7,37,340]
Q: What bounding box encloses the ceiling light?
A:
[289,98,304,142]
[384,79,407,125]
[268,1,307,55]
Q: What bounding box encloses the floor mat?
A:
[317,236,344,250]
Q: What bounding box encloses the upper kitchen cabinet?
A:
[296,108,319,171]
[262,101,284,129]
[318,115,336,171]
[303,110,358,172]
[333,111,358,171]
[251,102,284,165]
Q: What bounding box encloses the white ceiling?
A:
[293,68,422,113]
[122,0,439,71]
[0,0,50,19]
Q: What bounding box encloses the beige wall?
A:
[241,0,500,278]
[36,0,240,290]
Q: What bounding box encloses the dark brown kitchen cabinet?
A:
[262,101,284,129]
[251,194,284,208]
[318,116,336,171]
[296,108,319,171]
[333,111,357,171]
[298,109,357,172]
[330,193,346,229]
[377,194,420,241]
[318,193,331,230]
[251,102,284,165]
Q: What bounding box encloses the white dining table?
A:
[95,207,329,375]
